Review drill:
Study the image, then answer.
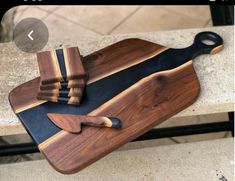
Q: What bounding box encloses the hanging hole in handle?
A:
[201,39,216,46]
[199,33,219,47]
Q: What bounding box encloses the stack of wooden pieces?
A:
[36,47,88,105]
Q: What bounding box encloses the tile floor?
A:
[2,5,212,41]
[0,6,232,164]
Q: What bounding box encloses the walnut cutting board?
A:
[9,32,223,174]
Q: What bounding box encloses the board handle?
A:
[187,31,223,59]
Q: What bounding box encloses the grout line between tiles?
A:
[46,9,104,35]
[16,6,29,12]
[14,6,30,23]
[38,11,57,22]
[107,6,142,35]
[13,7,52,26]
[36,6,61,13]
[223,131,230,138]
[203,18,212,27]
[169,137,181,144]
[0,137,8,144]
[162,6,211,22]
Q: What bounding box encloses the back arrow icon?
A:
[28,30,34,41]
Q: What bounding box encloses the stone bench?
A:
[0,25,233,136]
[0,26,233,180]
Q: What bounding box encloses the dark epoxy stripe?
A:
[56,49,67,79]
[18,48,193,144]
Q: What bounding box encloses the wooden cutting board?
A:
[9,31,223,174]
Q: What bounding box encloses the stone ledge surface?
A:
[0,138,233,181]
[0,26,233,135]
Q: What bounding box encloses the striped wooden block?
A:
[36,47,88,105]
[37,47,88,84]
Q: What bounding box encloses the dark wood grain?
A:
[8,78,46,113]
[67,79,86,88]
[40,79,87,91]
[38,90,66,97]
[37,88,83,97]
[37,50,63,84]
[83,38,167,83]
[36,95,82,105]
[47,113,122,133]
[68,88,83,97]
[63,47,88,80]
[38,61,200,174]
[39,82,63,90]
[39,79,86,90]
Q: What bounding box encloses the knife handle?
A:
[47,113,122,133]
[82,117,122,129]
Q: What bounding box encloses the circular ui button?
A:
[13,18,49,53]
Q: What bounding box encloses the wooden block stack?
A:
[36,47,88,105]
